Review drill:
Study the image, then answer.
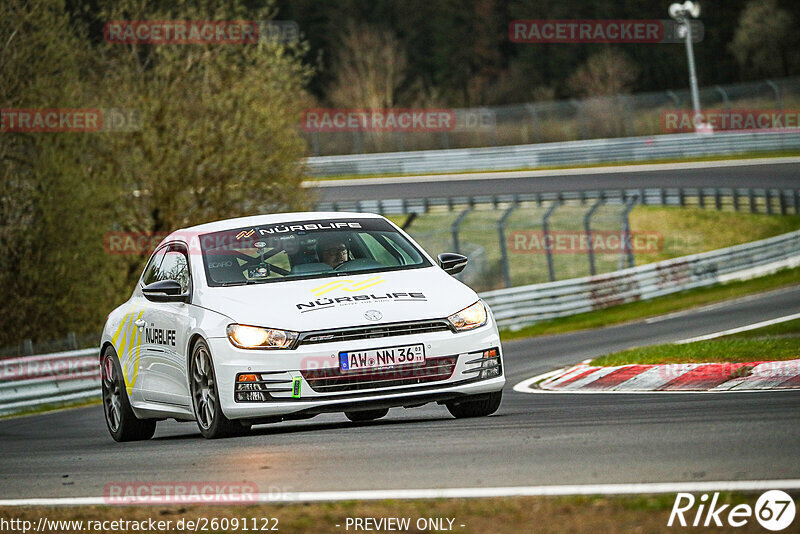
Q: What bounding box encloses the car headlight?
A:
[447,301,487,332]
[226,324,298,349]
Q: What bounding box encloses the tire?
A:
[190,339,250,439]
[344,408,389,422]
[445,391,502,419]
[101,347,157,442]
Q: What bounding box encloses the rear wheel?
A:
[190,339,250,439]
[446,391,502,419]
[101,347,157,442]
[344,408,389,422]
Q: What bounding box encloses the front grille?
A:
[301,356,457,393]
[297,320,453,346]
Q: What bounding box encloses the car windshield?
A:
[200,218,430,287]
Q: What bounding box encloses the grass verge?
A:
[500,266,800,341]
[591,318,800,366]
[0,398,100,420]
[0,493,779,534]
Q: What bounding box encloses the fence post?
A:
[570,99,587,140]
[23,339,33,355]
[525,104,542,143]
[584,198,604,276]
[766,80,783,110]
[714,85,730,109]
[451,208,472,255]
[619,196,638,270]
[67,332,78,350]
[542,201,561,282]
[497,203,518,288]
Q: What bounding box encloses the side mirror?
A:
[142,280,189,303]
[437,253,468,275]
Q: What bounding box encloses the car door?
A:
[140,244,193,408]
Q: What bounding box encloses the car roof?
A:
[165,211,387,240]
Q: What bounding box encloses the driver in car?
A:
[317,234,350,268]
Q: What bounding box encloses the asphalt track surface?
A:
[1,286,799,500]
[313,159,800,202]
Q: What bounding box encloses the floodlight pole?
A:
[682,18,701,121]
[670,2,703,130]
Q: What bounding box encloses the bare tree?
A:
[328,21,407,109]
[730,0,796,77]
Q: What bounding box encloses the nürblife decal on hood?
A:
[296,291,427,313]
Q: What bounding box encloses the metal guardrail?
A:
[481,229,800,330]
[0,349,99,416]
[315,187,800,216]
[2,229,799,416]
[306,131,800,176]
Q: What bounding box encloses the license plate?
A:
[340,344,425,371]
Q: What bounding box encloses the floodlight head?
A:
[669,1,700,19]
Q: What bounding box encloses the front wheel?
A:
[446,391,502,419]
[101,348,157,442]
[190,340,250,439]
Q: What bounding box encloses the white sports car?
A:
[100,212,505,440]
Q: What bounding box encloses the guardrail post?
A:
[779,190,787,215]
[67,332,77,350]
[451,208,472,255]
[766,189,774,215]
[542,201,561,282]
[584,198,604,276]
[733,189,740,212]
[714,188,722,211]
[23,339,33,355]
[749,189,756,213]
[795,191,800,215]
[698,188,705,208]
[619,196,638,270]
[352,131,364,154]
[497,203,518,288]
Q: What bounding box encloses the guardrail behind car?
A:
[306,131,800,177]
[2,228,799,416]
[0,349,100,416]
[481,229,800,330]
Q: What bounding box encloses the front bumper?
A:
[208,320,505,420]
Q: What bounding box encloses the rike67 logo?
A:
[668,490,796,530]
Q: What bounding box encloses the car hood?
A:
[196,267,479,332]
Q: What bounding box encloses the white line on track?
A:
[643,286,800,324]
[303,156,800,188]
[3,480,800,506]
[673,312,800,344]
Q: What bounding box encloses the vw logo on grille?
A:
[364,310,383,321]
